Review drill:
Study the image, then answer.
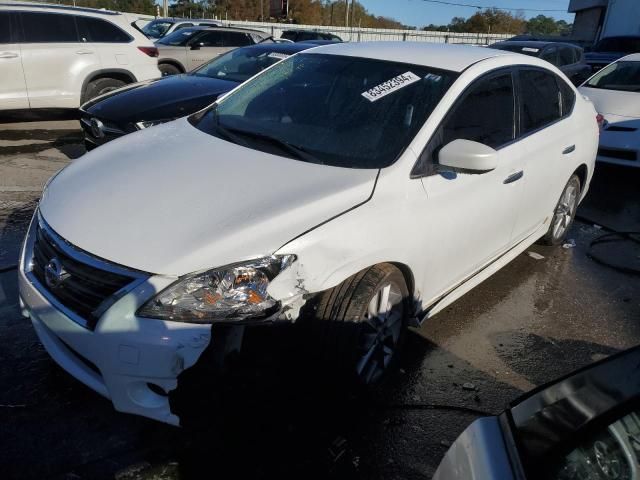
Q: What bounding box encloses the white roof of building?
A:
[306,41,513,72]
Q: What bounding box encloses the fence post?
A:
[445,35,449,44]
[271,26,274,36]
[402,32,407,41]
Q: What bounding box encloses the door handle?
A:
[76,49,94,55]
[503,170,524,184]
[0,52,18,59]
[563,145,576,154]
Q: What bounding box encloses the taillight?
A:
[596,113,605,131]
[138,46,159,57]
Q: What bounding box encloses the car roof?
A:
[178,25,268,35]
[152,17,219,22]
[493,40,577,49]
[0,1,120,15]
[305,41,513,72]
[241,42,316,54]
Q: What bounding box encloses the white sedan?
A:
[18,42,598,425]
[579,53,640,167]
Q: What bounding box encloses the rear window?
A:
[280,31,297,41]
[0,12,11,43]
[21,12,78,43]
[76,16,131,43]
[224,32,252,47]
[491,44,541,57]
[519,69,562,134]
[142,20,173,38]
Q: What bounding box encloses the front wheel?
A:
[540,174,581,246]
[310,264,409,385]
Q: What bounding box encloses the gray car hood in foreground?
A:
[40,119,377,276]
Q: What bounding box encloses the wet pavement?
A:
[0,119,639,480]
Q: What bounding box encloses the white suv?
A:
[0,2,161,111]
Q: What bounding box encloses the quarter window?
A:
[441,72,515,149]
[558,77,576,117]
[558,46,576,66]
[21,12,78,43]
[76,16,131,43]
[519,69,562,134]
[0,12,11,43]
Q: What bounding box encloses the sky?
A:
[356,0,575,27]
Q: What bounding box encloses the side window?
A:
[223,32,253,47]
[0,12,11,44]
[558,46,575,66]
[557,76,576,117]
[174,23,192,31]
[196,31,224,47]
[519,69,562,134]
[541,46,559,66]
[441,72,515,149]
[21,12,78,43]
[76,17,131,43]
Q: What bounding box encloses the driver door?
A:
[419,69,525,300]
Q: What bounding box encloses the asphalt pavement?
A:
[1,117,639,480]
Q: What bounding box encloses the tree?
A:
[526,14,561,35]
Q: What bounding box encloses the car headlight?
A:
[136,255,295,323]
[135,119,172,130]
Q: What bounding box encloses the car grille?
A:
[30,220,140,330]
[80,115,129,147]
[598,147,637,162]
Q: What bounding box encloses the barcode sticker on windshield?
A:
[268,52,290,60]
[362,72,421,102]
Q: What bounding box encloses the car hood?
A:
[83,75,238,124]
[39,118,378,276]
[579,86,640,119]
[585,51,624,64]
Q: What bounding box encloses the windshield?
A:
[492,44,541,57]
[585,61,640,92]
[193,48,295,83]
[189,53,457,168]
[157,29,199,46]
[142,20,173,39]
[594,37,640,53]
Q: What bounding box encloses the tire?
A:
[540,174,581,246]
[83,77,126,103]
[309,263,409,385]
[159,63,181,76]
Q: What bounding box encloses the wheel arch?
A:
[81,69,137,104]
[574,163,589,200]
[158,59,186,73]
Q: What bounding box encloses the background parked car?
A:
[156,26,272,76]
[80,42,315,149]
[585,35,640,73]
[141,17,222,40]
[0,3,161,111]
[280,29,342,42]
[579,53,640,167]
[491,40,591,85]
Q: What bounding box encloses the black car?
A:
[280,29,342,43]
[491,40,591,85]
[585,36,640,73]
[80,42,315,150]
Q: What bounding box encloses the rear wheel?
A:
[159,63,181,76]
[540,174,581,246]
[83,77,126,103]
[311,264,409,385]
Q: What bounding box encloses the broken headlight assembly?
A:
[136,255,295,323]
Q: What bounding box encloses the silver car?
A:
[156,26,272,76]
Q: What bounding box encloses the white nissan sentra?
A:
[18,42,598,425]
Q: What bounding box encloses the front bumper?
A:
[18,216,212,425]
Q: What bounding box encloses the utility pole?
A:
[345,0,349,27]
[260,0,263,21]
[162,0,168,18]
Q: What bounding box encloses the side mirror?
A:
[438,139,498,173]
[190,44,201,50]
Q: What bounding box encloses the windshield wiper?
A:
[218,125,322,164]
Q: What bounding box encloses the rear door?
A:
[511,67,579,241]
[75,16,133,70]
[0,10,29,110]
[18,11,101,108]
[186,30,226,70]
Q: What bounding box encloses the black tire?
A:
[83,77,126,103]
[159,63,181,76]
[309,263,409,385]
[540,174,582,246]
